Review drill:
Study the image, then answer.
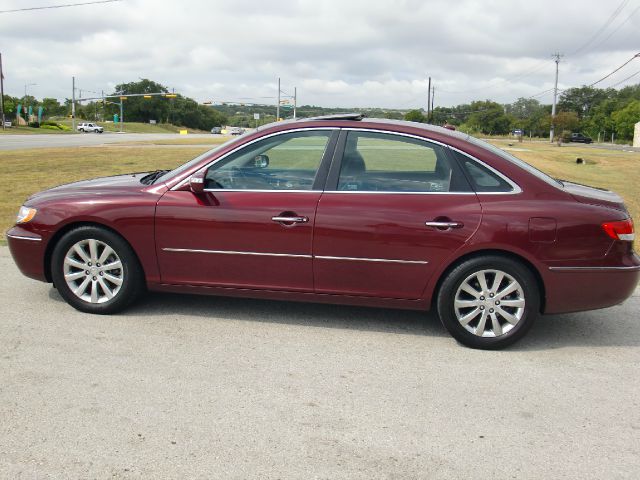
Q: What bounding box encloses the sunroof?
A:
[301,113,365,121]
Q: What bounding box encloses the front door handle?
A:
[425,221,464,230]
[272,215,309,224]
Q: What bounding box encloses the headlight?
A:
[16,206,37,224]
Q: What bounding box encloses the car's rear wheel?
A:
[437,256,539,349]
[51,226,144,314]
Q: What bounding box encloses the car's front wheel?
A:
[51,226,144,314]
[437,256,539,349]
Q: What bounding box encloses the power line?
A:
[0,0,121,14]
[567,0,630,56]
[587,4,640,54]
[607,68,640,88]
[587,52,640,87]
[437,58,551,95]
[528,52,639,100]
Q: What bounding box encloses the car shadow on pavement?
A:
[48,288,448,338]
[510,303,640,350]
[47,288,640,348]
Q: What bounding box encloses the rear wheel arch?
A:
[44,221,146,284]
[431,249,546,314]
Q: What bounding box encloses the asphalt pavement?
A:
[0,133,217,151]
[1,246,639,479]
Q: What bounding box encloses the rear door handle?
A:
[272,215,309,224]
[425,221,464,230]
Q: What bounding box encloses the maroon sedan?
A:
[7,114,639,349]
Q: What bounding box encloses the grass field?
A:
[119,137,229,145]
[1,139,638,246]
[488,139,640,220]
[0,121,209,135]
[0,146,210,244]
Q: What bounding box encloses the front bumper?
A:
[6,226,48,282]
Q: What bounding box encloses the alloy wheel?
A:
[63,238,124,304]
[454,269,525,337]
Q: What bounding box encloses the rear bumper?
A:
[544,256,640,314]
[6,227,48,282]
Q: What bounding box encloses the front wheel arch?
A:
[431,249,546,314]
[44,221,146,285]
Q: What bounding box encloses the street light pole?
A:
[119,97,123,133]
[549,53,562,143]
[72,76,76,132]
[276,77,280,122]
[0,52,5,131]
[293,86,297,120]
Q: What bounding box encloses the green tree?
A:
[404,109,426,123]
[505,97,549,136]
[106,79,226,130]
[558,86,613,120]
[467,101,512,134]
[552,111,580,141]
[41,97,65,117]
[612,100,640,140]
[2,94,18,116]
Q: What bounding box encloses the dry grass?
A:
[489,139,640,221]
[0,146,211,243]
[118,137,229,146]
[1,139,638,246]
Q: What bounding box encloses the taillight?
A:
[602,219,635,241]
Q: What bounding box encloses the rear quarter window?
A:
[452,150,514,193]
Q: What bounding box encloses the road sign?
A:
[254,113,260,120]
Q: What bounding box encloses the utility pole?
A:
[293,86,297,120]
[431,85,435,119]
[72,76,76,132]
[549,53,562,143]
[276,77,281,121]
[119,97,123,133]
[0,52,5,130]
[427,76,431,122]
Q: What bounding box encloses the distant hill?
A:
[210,104,406,127]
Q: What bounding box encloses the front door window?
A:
[205,130,332,191]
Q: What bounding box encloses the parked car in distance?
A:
[569,132,592,143]
[7,114,639,349]
[229,127,245,135]
[77,122,104,133]
[211,126,222,134]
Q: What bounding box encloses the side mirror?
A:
[253,154,269,168]
[189,170,206,194]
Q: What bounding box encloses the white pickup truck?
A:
[77,122,104,133]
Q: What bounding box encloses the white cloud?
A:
[0,0,638,108]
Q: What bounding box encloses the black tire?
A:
[51,226,144,314]
[436,255,539,349]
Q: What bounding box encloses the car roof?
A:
[257,114,473,143]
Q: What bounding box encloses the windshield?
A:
[158,136,245,183]
[468,137,563,188]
